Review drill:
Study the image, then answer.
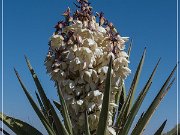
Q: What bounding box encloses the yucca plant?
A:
[1,0,177,135]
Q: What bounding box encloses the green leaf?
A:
[127,39,132,59]
[120,59,160,135]
[0,113,43,135]
[114,84,123,111]
[112,81,123,123]
[25,56,54,126]
[47,99,70,135]
[25,56,69,135]
[53,100,62,114]
[121,84,127,103]
[14,69,55,135]
[154,120,167,135]
[57,82,73,135]
[117,84,126,117]
[126,48,146,114]
[25,56,65,133]
[35,91,47,117]
[85,111,91,135]
[133,112,145,131]
[96,56,112,135]
[131,64,177,135]
[115,48,146,129]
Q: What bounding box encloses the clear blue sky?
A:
[1,0,178,134]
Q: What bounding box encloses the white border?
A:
[177,0,179,134]
[0,0,179,134]
[1,0,4,133]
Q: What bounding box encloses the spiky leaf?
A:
[131,64,177,135]
[126,48,146,114]
[53,100,62,113]
[117,84,126,118]
[96,56,112,135]
[0,113,42,135]
[127,40,132,59]
[112,81,123,123]
[57,82,73,135]
[115,48,146,129]
[154,120,167,135]
[47,99,69,135]
[85,111,91,135]
[25,56,54,126]
[120,59,160,135]
[14,69,55,135]
[35,91,47,117]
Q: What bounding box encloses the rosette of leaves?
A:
[0,0,177,135]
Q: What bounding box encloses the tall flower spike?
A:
[45,0,131,134]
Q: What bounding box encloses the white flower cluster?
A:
[45,5,131,135]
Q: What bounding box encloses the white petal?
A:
[77,100,84,106]
[110,103,118,108]
[93,90,102,97]
[87,102,96,112]
[107,127,116,135]
[83,70,92,83]
[121,36,129,42]
[94,48,103,58]
[50,34,64,49]
[97,26,106,33]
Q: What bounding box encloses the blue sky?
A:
[1,0,178,134]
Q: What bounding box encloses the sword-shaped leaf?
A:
[113,83,126,125]
[131,64,177,135]
[0,113,43,135]
[96,56,112,135]
[57,82,73,135]
[53,100,63,114]
[25,56,54,126]
[35,91,47,117]
[15,68,69,135]
[127,39,132,59]
[133,112,145,132]
[14,69,55,135]
[154,120,167,135]
[126,48,146,115]
[112,81,123,123]
[47,98,69,135]
[85,111,91,135]
[115,49,146,128]
[25,56,65,133]
[120,59,160,135]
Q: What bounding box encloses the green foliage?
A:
[56,82,73,135]
[115,48,146,131]
[154,120,167,135]
[85,111,91,135]
[0,113,42,135]
[14,68,55,135]
[131,65,177,135]
[0,51,177,135]
[96,56,112,135]
[119,58,161,135]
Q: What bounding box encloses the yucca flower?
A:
[45,0,130,134]
[1,1,177,135]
